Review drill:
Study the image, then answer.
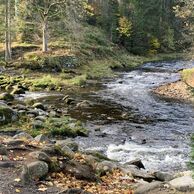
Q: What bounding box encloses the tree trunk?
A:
[15,0,19,18]
[5,0,12,62]
[42,19,48,52]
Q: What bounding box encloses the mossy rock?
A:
[0,103,18,125]
[0,93,14,101]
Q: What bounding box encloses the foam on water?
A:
[107,141,189,171]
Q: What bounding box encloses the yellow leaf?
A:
[38,187,48,192]
[15,189,21,193]
[14,178,21,182]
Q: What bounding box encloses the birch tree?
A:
[29,0,69,52]
[5,0,12,62]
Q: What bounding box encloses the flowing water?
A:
[75,60,194,172]
[20,60,194,172]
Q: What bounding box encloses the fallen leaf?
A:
[14,178,21,182]
[15,189,21,193]
[38,187,48,192]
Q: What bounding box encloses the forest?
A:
[1,0,194,194]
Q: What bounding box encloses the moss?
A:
[45,117,88,137]
[19,116,88,138]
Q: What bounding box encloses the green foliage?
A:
[44,117,88,137]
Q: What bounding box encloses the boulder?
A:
[56,139,79,152]
[61,145,75,159]
[13,132,33,140]
[96,161,117,175]
[134,181,162,194]
[122,165,156,182]
[64,160,96,181]
[32,120,44,129]
[0,92,14,101]
[154,171,174,182]
[34,134,51,143]
[125,159,145,169]
[84,154,99,169]
[21,161,49,183]
[41,145,58,156]
[0,103,18,125]
[28,151,51,163]
[169,176,194,192]
[0,144,7,155]
[32,102,46,111]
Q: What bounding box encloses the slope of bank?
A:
[0,25,185,91]
[153,67,194,102]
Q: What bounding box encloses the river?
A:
[74,60,194,172]
[20,60,194,172]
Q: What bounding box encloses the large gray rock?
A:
[32,120,44,129]
[56,139,79,152]
[0,144,7,155]
[28,151,51,163]
[34,134,51,143]
[64,160,96,181]
[61,145,75,159]
[125,159,145,169]
[21,161,49,183]
[134,181,162,194]
[169,176,194,192]
[122,165,156,182]
[0,103,18,125]
[13,132,33,140]
[154,171,174,182]
[96,161,117,175]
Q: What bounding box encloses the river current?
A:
[76,60,194,172]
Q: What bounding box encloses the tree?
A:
[5,0,12,62]
[29,0,67,52]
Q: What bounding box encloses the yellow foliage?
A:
[118,17,132,37]
[83,2,95,16]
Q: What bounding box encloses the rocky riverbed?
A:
[1,60,194,193]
